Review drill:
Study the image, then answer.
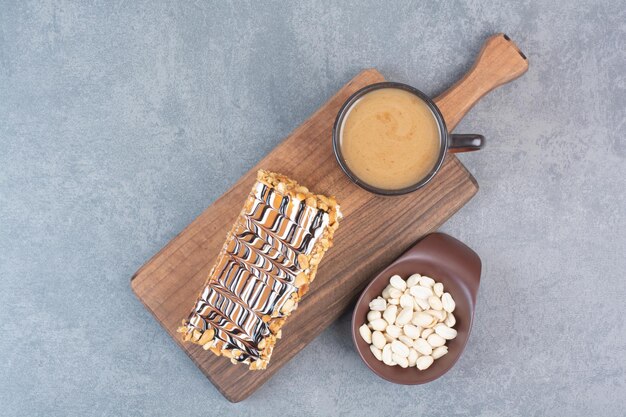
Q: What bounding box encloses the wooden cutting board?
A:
[131,34,528,402]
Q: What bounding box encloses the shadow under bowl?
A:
[351,233,481,384]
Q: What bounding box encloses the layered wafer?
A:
[178,170,341,370]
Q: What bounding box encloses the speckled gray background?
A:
[1,1,625,416]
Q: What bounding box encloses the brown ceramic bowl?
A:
[351,233,481,384]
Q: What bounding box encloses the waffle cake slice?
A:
[178,170,341,370]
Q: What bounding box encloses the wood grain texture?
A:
[131,68,478,402]
[132,32,529,399]
[435,33,528,130]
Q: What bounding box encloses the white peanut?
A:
[382,286,392,300]
[369,318,387,331]
[427,333,446,348]
[415,297,431,311]
[382,344,393,366]
[389,275,407,291]
[442,292,455,313]
[371,331,386,349]
[432,346,448,359]
[434,324,457,340]
[409,285,433,299]
[406,274,421,288]
[433,282,444,297]
[413,312,435,327]
[428,295,443,311]
[385,324,401,339]
[388,287,403,299]
[419,276,435,287]
[416,355,434,370]
[367,310,381,322]
[383,305,398,325]
[369,297,386,311]
[391,340,410,358]
[403,324,421,340]
[400,294,414,310]
[398,335,414,347]
[421,328,434,339]
[445,312,456,328]
[395,308,413,326]
[359,324,372,344]
[413,338,433,355]
[426,309,446,322]
[392,353,409,368]
[370,345,383,361]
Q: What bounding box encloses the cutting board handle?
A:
[434,33,529,131]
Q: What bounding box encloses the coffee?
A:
[339,88,441,191]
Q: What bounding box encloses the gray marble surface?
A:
[1,1,625,416]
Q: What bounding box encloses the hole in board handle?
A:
[502,33,527,60]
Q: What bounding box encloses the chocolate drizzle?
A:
[185,181,330,364]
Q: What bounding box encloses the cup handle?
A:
[448,134,485,153]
